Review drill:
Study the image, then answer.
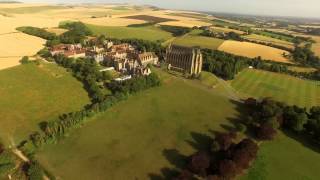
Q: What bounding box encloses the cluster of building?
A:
[49,39,158,77]
[49,38,203,80]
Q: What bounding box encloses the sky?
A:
[19,0,320,18]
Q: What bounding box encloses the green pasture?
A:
[0,63,90,146]
[231,69,320,108]
[86,24,173,42]
[242,132,320,180]
[172,34,224,50]
[36,70,239,179]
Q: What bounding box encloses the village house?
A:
[50,44,86,58]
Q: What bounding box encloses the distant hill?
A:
[0,0,21,3]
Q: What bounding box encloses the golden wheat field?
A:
[0,33,45,70]
[218,40,291,63]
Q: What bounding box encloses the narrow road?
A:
[10,139,50,180]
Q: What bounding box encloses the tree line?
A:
[202,48,320,81]
[21,54,161,156]
[17,22,93,47]
[244,97,320,145]
[160,25,192,36]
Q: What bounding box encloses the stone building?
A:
[165,44,203,75]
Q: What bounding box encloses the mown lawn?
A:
[231,69,320,108]
[173,34,224,50]
[242,132,320,180]
[0,63,90,146]
[86,24,173,42]
[36,70,240,179]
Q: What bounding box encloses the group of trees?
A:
[16,26,57,40]
[292,44,320,68]
[17,22,93,47]
[202,48,320,81]
[201,30,243,41]
[160,25,191,36]
[175,132,259,180]
[245,97,320,145]
[58,21,93,44]
[202,49,250,80]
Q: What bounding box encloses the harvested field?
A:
[0,32,45,70]
[159,20,211,28]
[81,17,146,27]
[311,36,320,57]
[121,15,175,23]
[243,34,294,49]
[218,40,291,63]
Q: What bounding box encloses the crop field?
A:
[253,30,294,42]
[218,40,291,63]
[86,24,173,42]
[231,69,320,107]
[0,63,90,146]
[173,34,224,50]
[121,15,175,23]
[311,36,320,57]
[0,32,45,70]
[243,34,294,49]
[211,26,245,34]
[36,70,240,179]
[242,132,320,180]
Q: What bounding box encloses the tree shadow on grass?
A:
[148,168,180,180]
[186,132,213,152]
[282,129,320,153]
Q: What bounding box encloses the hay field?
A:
[231,69,320,107]
[81,17,146,27]
[243,34,294,49]
[218,40,291,63]
[0,32,45,70]
[311,36,320,57]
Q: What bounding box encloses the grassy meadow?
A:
[231,69,320,108]
[243,34,294,49]
[242,132,320,180]
[0,63,90,146]
[173,34,224,50]
[86,24,173,42]
[36,70,240,179]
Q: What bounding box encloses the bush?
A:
[20,56,29,64]
[27,162,44,180]
[236,123,247,133]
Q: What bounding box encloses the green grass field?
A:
[86,24,173,42]
[0,63,90,146]
[173,34,224,50]
[242,132,320,180]
[243,34,294,49]
[35,70,239,179]
[231,69,320,107]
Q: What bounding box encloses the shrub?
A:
[20,56,29,64]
